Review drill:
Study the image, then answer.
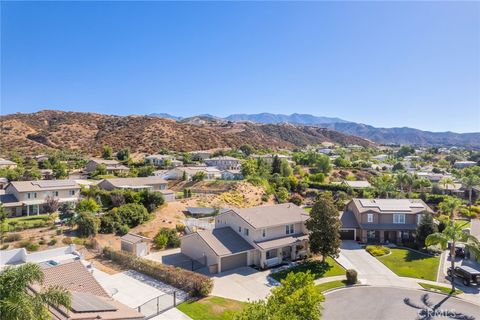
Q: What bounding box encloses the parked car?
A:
[448,246,465,259]
[447,266,480,286]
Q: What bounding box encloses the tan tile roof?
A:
[35,261,109,297]
[103,177,167,187]
[228,203,309,229]
[255,234,308,250]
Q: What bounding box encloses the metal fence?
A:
[137,291,181,319]
[184,218,214,232]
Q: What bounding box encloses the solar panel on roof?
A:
[71,292,118,313]
[33,180,76,188]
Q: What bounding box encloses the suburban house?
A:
[1,180,81,217]
[373,154,389,162]
[145,154,182,167]
[181,203,310,273]
[85,159,130,175]
[340,198,433,243]
[204,156,241,170]
[0,158,17,169]
[97,177,175,201]
[188,150,213,161]
[454,161,477,169]
[221,169,244,180]
[333,180,372,189]
[166,166,222,181]
[30,260,143,320]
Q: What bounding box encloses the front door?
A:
[282,246,292,261]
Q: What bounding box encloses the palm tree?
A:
[439,177,454,194]
[438,196,462,219]
[426,219,480,291]
[462,173,480,206]
[414,178,432,194]
[372,175,396,199]
[0,263,71,319]
[396,172,414,193]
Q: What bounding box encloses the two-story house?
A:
[97,177,175,201]
[144,154,182,167]
[204,156,241,170]
[181,203,309,273]
[340,198,433,243]
[84,159,130,175]
[1,180,81,217]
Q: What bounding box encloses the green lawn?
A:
[304,207,312,213]
[270,257,345,282]
[376,248,439,281]
[177,296,245,320]
[315,280,348,293]
[418,282,463,296]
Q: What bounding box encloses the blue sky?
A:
[1,1,479,133]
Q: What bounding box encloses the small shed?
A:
[120,233,151,257]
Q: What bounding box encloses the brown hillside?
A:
[0,110,373,156]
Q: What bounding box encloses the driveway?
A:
[211,266,275,302]
[339,241,407,287]
[323,286,480,320]
[145,248,207,273]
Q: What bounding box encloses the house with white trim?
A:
[181,203,310,273]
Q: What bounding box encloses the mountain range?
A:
[0,110,371,156]
[150,112,480,149]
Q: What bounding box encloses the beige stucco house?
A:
[84,159,130,175]
[340,198,433,243]
[1,180,81,217]
[97,177,175,201]
[181,203,310,273]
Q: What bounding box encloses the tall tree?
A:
[271,155,282,175]
[438,197,462,220]
[462,172,480,206]
[0,263,71,319]
[102,145,113,160]
[426,219,480,291]
[306,194,341,262]
[416,214,437,248]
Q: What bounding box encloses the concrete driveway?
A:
[211,266,275,302]
[323,286,480,320]
[338,241,407,287]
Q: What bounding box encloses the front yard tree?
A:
[306,193,341,262]
[75,212,100,237]
[0,263,71,320]
[271,155,281,174]
[416,214,437,248]
[102,145,113,159]
[426,219,480,291]
[462,171,480,205]
[234,271,322,320]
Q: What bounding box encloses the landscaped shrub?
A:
[26,242,40,252]
[365,245,390,257]
[48,238,57,246]
[75,212,100,237]
[345,269,358,285]
[308,182,351,193]
[4,233,22,243]
[117,224,130,236]
[103,248,213,297]
[116,203,150,228]
[175,224,185,233]
[154,228,180,249]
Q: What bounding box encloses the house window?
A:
[417,214,423,224]
[367,214,373,223]
[244,228,249,236]
[262,229,266,238]
[285,224,294,235]
[393,214,405,224]
[266,249,277,259]
[367,230,376,240]
[238,226,242,233]
[69,190,76,196]
[53,191,59,197]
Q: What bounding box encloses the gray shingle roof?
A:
[102,177,167,187]
[340,211,360,229]
[351,198,433,214]
[196,227,254,256]
[9,180,80,192]
[255,234,308,250]
[228,203,309,229]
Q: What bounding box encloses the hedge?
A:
[102,247,212,297]
[308,182,351,193]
